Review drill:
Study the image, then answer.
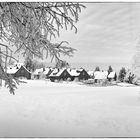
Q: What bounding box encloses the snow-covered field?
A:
[0,80,140,137]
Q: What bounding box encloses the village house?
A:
[49,68,90,82]
[43,67,53,79]
[49,68,59,76]
[94,71,108,83]
[67,68,80,81]
[49,68,72,82]
[67,68,90,81]
[7,63,31,79]
[87,70,94,78]
[76,68,90,81]
[107,71,117,81]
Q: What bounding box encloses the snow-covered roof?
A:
[23,66,31,73]
[77,68,84,72]
[7,65,31,74]
[67,68,80,76]
[43,68,51,75]
[7,67,19,74]
[33,68,44,75]
[7,62,23,74]
[49,68,72,77]
[14,62,24,68]
[55,68,67,77]
[94,71,108,80]
[49,68,59,77]
[108,71,116,78]
[88,71,94,76]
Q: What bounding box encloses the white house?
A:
[94,71,108,83]
[108,71,117,81]
[87,70,94,77]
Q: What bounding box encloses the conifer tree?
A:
[118,67,126,82]
[94,66,100,72]
[108,65,113,74]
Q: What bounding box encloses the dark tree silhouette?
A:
[108,65,113,74]
[118,67,126,82]
[94,66,100,72]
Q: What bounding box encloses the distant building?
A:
[43,67,53,79]
[87,70,94,78]
[94,71,108,83]
[76,68,90,81]
[107,71,117,81]
[49,68,72,82]
[7,64,31,79]
[67,68,80,81]
[48,68,90,82]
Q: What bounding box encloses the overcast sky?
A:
[2,2,140,69]
[51,2,140,67]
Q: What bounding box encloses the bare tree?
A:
[0,2,86,94]
[55,60,69,69]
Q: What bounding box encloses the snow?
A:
[14,62,24,68]
[108,71,116,78]
[0,80,140,137]
[33,68,44,75]
[7,67,19,74]
[43,68,50,75]
[49,68,59,77]
[67,69,80,76]
[7,63,31,74]
[77,68,84,72]
[94,71,108,80]
[7,63,23,74]
[54,68,66,77]
[87,70,94,76]
[117,82,135,87]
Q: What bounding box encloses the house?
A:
[49,68,72,82]
[7,64,31,79]
[107,71,117,81]
[67,68,80,81]
[67,68,90,81]
[49,68,59,76]
[76,68,90,81]
[43,67,53,79]
[94,71,108,83]
[87,70,94,78]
